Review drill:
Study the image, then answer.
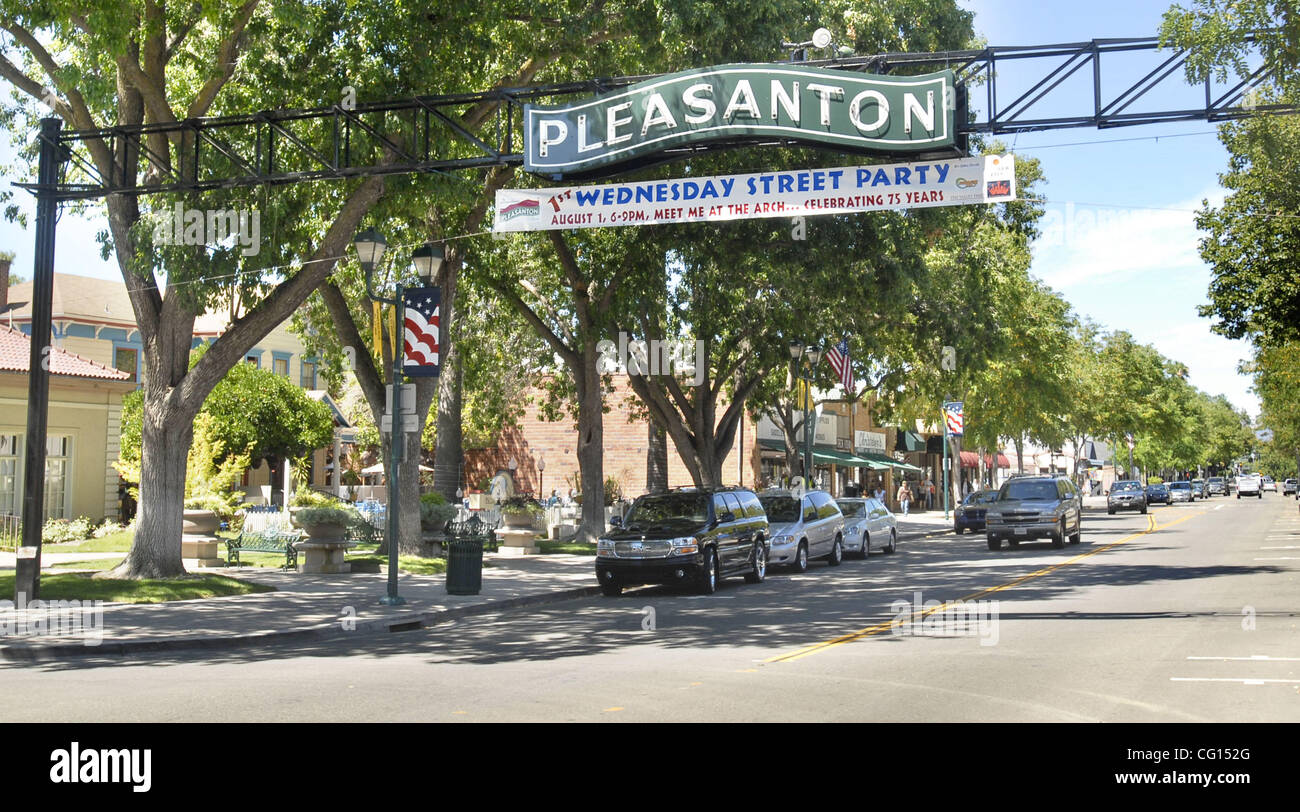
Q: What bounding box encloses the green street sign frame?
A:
[525,63,958,179]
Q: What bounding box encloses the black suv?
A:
[595,487,769,596]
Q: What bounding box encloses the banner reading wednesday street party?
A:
[493,155,1016,233]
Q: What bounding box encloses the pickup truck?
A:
[1237,474,1262,499]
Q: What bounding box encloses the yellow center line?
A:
[765,509,1208,664]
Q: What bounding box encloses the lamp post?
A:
[538,457,546,500]
[354,228,444,605]
[788,340,822,485]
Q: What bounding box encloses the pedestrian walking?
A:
[926,478,936,510]
[897,481,913,516]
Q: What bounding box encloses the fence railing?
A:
[0,513,21,551]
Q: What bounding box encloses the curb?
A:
[0,584,604,662]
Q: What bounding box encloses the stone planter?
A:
[501,510,537,529]
[299,521,347,542]
[182,509,220,535]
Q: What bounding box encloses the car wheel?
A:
[1069,519,1082,544]
[885,530,898,554]
[699,548,719,595]
[793,541,809,573]
[600,580,622,597]
[987,535,1000,551]
[743,540,766,584]
[955,525,964,534]
[828,535,843,566]
[1051,518,1066,549]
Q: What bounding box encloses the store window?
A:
[0,434,19,516]
[44,435,71,520]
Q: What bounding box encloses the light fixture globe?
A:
[353,227,387,272]
[411,242,444,283]
[806,344,824,366]
[812,27,833,50]
[788,339,804,360]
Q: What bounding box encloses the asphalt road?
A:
[4,494,1298,722]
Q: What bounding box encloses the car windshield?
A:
[1169,483,1190,490]
[836,500,865,518]
[1147,484,1167,491]
[622,494,709,529]
[760,496,802,523]
[1001,480,1059,501]
[964,491,998,505]
[1113,481,1142,492]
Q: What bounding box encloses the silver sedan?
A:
[834,496,898,557]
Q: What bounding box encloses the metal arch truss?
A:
[18,34,1298,202]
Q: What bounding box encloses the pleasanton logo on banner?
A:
[494,154,1015,233]
[525,64,957,178]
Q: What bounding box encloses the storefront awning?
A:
[758,439,890,469]
[896,429,927,452]
[857,452,925,474]
[959,451,1011,469]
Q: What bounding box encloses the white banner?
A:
[494,154,1015,232]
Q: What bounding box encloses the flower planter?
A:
[182,509,220,535]
[299,521,347,542]
[501,511,537,529]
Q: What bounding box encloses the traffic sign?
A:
[379,412,419,434]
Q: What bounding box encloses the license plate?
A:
[1014,528,1027,536]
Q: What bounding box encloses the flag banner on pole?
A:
[402,286,441,378]
[825,339,853,392]
[943,401,964,437]
[494,155,1016,233]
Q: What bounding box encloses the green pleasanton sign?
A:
[525,64,957,178]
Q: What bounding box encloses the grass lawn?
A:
[0,571,274,603]
[537,539,596,556]
[347,555,447,575]
[44,529,136,554]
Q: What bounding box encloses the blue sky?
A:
[966,0,1259,415]
[0,0,1261,415]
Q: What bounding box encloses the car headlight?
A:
[670,536,698,555]
[772,534,793,545]
[596,539,615,555]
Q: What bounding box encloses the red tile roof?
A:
[0,324,133,381]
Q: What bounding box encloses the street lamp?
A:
[537,457,546,500]
[353,229,444,606]
[788,340,822,485]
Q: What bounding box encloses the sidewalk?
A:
[0,552,601,661]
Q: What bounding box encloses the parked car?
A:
[595,487,769,596]
[1207,477,1228,496]
[1262,476,1277,493]
[1237,474,1262,499]
[1144,482,1171,505]
[760,489,846,571]
[1168,481,1194,502]
[954,489,999,534]
[835,497,898,556]
[1284,478,1298,496]
[1107,480,1148,514]
[984,475,1083,550]
[1191,478,1208,499]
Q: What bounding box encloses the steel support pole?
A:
[803,373,813,484]
[15,118,65,603]
[382,284,406,605]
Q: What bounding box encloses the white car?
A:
[835,497,898,557]
[1262,476,1277,493]
[1237,474,1262,498]
[759,489,845,571]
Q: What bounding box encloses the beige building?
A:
[0,324,135,522]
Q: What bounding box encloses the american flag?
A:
[402,285,441,378]
[825,338,853,392]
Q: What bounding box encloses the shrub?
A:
[498,495,541,516]
[43,516,95,544]
[184,492,242,519]
[420,501,458,529]
[294,505,360,526]
[92,520,126,538]
[290,489,346,509]
[603,475,623,506]
[420,491,448,506]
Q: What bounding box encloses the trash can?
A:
[446,538,484,595]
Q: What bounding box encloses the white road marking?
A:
[1259,546,1300,550]
[1187,655,1300,662]
[1171,678,1300,685]
[1253,557,1300,560]
[1213,504,1225,511]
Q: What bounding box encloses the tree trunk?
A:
[647,421,668,493]
[1015,435,1025,474]
[433,260,464,502]
[109,405,194,579]
[398,428,424,555]
[575,343,605,544]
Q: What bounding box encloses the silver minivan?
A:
[759,490,846,571]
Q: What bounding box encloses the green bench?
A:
[226,528,302,569]
[444,515,499,552]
